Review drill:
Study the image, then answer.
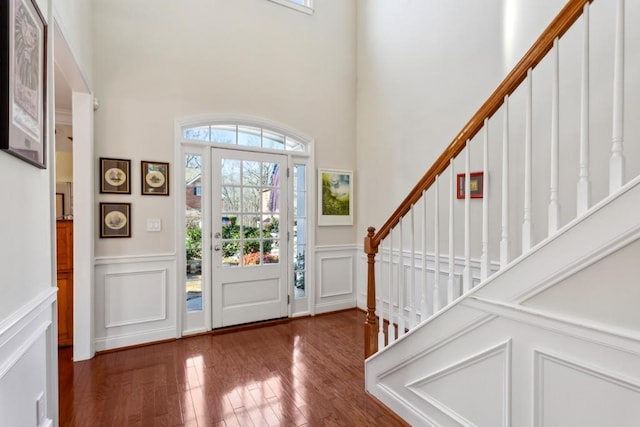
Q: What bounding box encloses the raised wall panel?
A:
[408,340,511,427]
[104,269,167,328]
[0,289,56,427]
[535,351,640,427]
[316,246,357,314]
[319,255,353,298]
[95,255,176,351]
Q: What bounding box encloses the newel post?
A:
[364,226,379,358]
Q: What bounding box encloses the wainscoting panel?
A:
[315,245,357,314]
[408,340,511,427]
[104,269,167,328]
[534,350,640,426]
[366,298,640,426]
[95,254,177,351]
[0,288,56,427]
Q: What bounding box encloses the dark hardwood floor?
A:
[59,309,407,426]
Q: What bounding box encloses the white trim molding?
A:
[266,0,314,15]
[315,245,358,314]
[0,288,57,427]
[95,255,177,352]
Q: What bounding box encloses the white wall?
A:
[92,0,358,256]
[356,0,505,237]
[52,0,93,88]
[356,0,640,269]
[0,0,52,320]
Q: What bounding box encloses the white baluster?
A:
[448,158,455,304]
[387,236,395,345]
[501,96,510,269]
[577,3,591,215]
[463,140,472,293]
[409,205,416,329]
[523,68,533,252]
[610,0,625,193]
[481,119,490,281]
[398,218,406,337]
[377,241,385,350]
[549,38,560,234]
[421,190,428,321]
[434,176,441,312]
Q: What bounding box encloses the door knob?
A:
[214,244,222,251]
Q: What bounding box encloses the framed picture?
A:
[141,160,169,195]
[318,168,353,226]
[0,0,48,169]
[100,157,131,194]
[457,171,484,199]
[100,202,131,238]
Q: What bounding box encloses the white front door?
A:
[211,148,289,327]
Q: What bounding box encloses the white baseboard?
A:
[95,327,176,352]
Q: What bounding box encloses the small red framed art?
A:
[456,172,484,199]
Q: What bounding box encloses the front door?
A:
[211,148,289,327]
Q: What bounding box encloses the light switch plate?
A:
[147,218,162,231]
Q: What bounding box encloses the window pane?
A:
[242,188,261,213]
[295,272,305,298]
[185,154,203,312]
[286,136,305,152]
[222,240,240,268]
[211,125,237,144]
[263,214,280,238]
[293,163,307,298]
[242,160,261,186]
[238,126,261,148]
[243,240,261,266]
[263,162,280,187]
[294,245,305,271]
[263,130,285,150]
[221,159,241,185]
[263,240,279,264]
[184,126,210,141]
[221,186,240,213]
[264,188,279,213]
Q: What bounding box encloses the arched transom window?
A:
[182,124,306,153]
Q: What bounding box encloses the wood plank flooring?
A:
[59,309,408,426]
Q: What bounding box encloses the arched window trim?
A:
[179,115,313,157]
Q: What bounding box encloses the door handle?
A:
[214,244,222,252]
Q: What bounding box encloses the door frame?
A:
[175,115,315,336]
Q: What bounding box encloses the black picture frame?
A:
[100,157,131,194]
[0,0,48,169]
[100,202,131,238]
[141,160,169,196]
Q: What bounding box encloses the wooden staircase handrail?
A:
[368,0,594,251]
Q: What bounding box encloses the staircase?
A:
[363,1,640,425]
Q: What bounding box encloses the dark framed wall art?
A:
[141,160,169,195]
[0,0,48,168]
[100,157,131,194]
[100,202,131,238]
